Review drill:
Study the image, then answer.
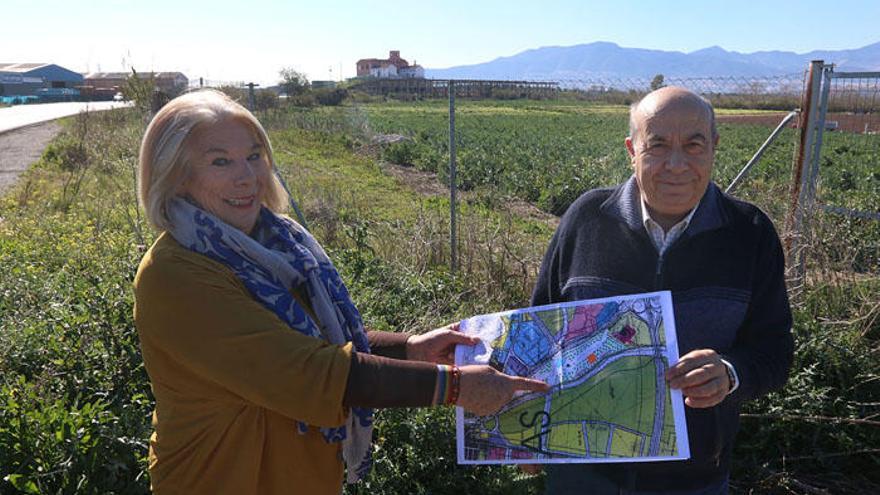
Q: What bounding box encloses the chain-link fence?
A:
[353,74,804,271]
[556,74,804,109]
[816,69,880,218]
[185,68,875,279]
[187,78,252,90]
[785,62,880,281]
[345,69,879,280]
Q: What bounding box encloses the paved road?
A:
[0,101,131,134]
[0,101,132,196]
[0,122,63,196]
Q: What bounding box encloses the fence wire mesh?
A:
[807,69,880,274]
[296,74,810,286]
[556,74,804,110]
[361,74,804,225]
[819,72,880,216]
[189,70,875,276]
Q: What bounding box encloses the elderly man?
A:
[531,86,793,494]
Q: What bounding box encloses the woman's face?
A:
[179,118,270,234]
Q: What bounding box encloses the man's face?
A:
[625,93,717,225]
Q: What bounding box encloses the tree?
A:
[123,68,157,114]
[650,74,665,91]
[279,68,309,96]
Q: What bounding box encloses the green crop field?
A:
[1,97,878,494]
[357,98,879,271]
[362,99,879,223]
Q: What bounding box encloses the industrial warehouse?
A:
[0,62,187,104]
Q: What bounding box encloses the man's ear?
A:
[625,137,636,160]
[713,133,720,149]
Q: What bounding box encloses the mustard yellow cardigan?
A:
[134,232,354,494]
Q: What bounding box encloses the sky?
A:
[3,0,878,87]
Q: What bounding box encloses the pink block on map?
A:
[488,447,507,459]
[568,304,601,339]
[512,449,534,459]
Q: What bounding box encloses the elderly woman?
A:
[133,90,547,494]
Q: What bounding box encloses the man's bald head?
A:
[624,86,719,230]
[629,86,717,146]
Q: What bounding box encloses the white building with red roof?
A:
[356,51,424,79]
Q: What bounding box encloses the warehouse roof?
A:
[0,63,53,72]
[85,72,187,79]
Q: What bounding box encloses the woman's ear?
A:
[174,173,192,197]
[174,180,187,196]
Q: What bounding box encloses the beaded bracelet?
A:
[447,365,461,405]
[434,365,462,405]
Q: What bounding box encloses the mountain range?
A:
[425,41,880,80]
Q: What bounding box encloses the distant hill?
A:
[425,41,880,80]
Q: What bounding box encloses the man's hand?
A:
[666,349,731,408]
[406,323,480,364]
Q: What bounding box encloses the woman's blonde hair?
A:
[138,89,288,231]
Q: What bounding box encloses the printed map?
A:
[455,291,689,464]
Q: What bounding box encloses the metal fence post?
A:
[449,80,457,275]
[795,63,833,283]
[806,66,833,214]
[247,82,258,111]
[725,110,799,194]
[787,60,824,284]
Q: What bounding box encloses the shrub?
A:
[315,88,349,106]
[288,92,317,107]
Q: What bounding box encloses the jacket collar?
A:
[599,175,728,239]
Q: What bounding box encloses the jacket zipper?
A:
[659,241,724,468]
[713,407,723,467]
[654,252,665,289]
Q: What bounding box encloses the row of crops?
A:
[361,100,791,216]
[354,99,878,273]
[360,99,878,225]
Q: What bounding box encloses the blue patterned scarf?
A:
[167,197,373,483]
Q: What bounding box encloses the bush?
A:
[40,135,88,172]
[346,408,540,494]
[288,92,317,107]
[254,89,279,111]
[381,140,418,167]
[0,212,152,494]
[731,278,880,492]
[314,88,349,106]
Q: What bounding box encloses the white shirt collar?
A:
[640,199,698,254]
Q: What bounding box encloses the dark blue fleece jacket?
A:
[531,177,794,491]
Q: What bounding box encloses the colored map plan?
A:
[455,291,689,464]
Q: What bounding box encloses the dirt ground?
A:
[0,121,61,196]
[378,160,559,226]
